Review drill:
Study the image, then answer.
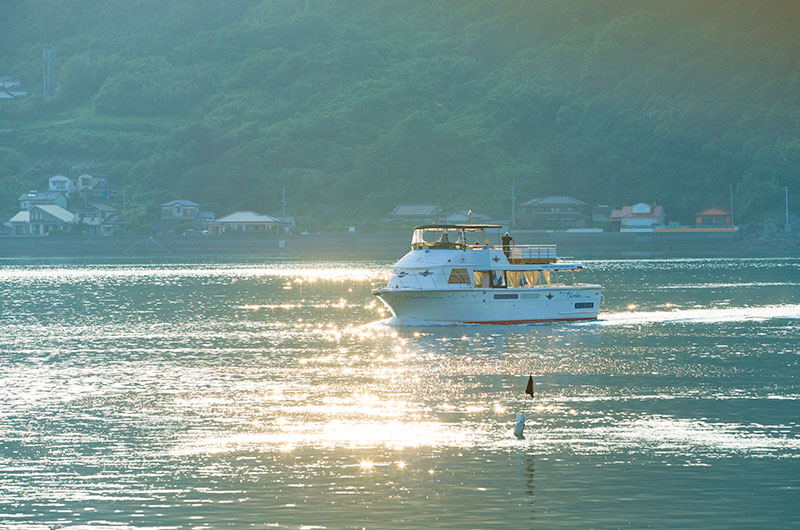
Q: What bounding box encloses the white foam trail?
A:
[650,281,798,290]
[595,304,800,326]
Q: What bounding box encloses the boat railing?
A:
[470,244,558,264]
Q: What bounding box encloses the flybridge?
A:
[409,224,572,266]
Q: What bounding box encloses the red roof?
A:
[695,206,730,216]
[610,204,663,220]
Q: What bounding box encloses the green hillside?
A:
[1,0,798,230]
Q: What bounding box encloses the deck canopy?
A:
[411,224,503,250]
[414,223,502,231]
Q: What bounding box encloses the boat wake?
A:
[369,304,800,328]
[593,304,800,326]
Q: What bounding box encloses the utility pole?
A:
[281,185,288,233]
[42,49,55,98]
[729,183,735,227]
[786,185,790,232]
[511,182,516,227]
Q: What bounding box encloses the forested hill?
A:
[1,0,798,230]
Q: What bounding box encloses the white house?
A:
[6,204,74,235]
[208,211,280,234]
[48,174,75,197]
[610,203,666,231]
[18,190,68,210]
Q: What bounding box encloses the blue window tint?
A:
[574,302,594,309]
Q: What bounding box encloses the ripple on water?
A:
[0,259,798,528]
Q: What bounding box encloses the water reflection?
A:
[0,259,798,528]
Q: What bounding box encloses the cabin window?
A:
[490,271,506,288]
[473,270,489,287]
[523,271,539,287]
[575,302,594,309]
[447,268,470,285]
[506,271,523,288]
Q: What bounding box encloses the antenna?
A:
[511,182,516,227]
[786,185,790,232]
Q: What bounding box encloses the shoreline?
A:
[0,230,796,261]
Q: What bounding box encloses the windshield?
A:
[411,228,470,249]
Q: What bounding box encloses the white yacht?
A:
[373,224,601,324]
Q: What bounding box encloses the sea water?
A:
[0,258,798,528]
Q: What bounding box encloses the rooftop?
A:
[522,196,588,207]
[214,211,280,224]
[18,190,65,201]
[696,206,730,216]
[414,223,503,231]
[161,199,199,207]
[390,204,442,216]
[33,204,75,223]
[611,204,664,219]
[8,211,29,224]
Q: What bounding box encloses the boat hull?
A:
[373,285,601,324]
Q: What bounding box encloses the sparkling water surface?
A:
[0,257,798,529]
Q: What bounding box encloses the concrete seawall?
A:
[0,230,774,260]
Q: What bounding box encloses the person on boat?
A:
[502,231,515,258]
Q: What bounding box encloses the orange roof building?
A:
[695,207,731,227]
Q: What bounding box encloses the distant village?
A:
[1,172,295,237]
[2,173,736,237]
[384,198,735,233]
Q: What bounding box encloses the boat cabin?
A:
[386,224,584,291]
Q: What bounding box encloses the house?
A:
[386,204,444,224]
[695,207,731,227]
[208,211,281,234]
[161,199,199,219]
[0,76,21,89]
[154,199,214,233]
[591,205,613,229]
[48,174,75,198]
[0,76,27,100]
[610,203,666,231]
[518,196,590,229]
[29,204,75,235]
[18,190,68,210]
[96,212,127,236]
[75,173,98,192]
[73,173,120,200]
[76,203,126,236]
[6,204,75,235]
[194,211,216,231]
